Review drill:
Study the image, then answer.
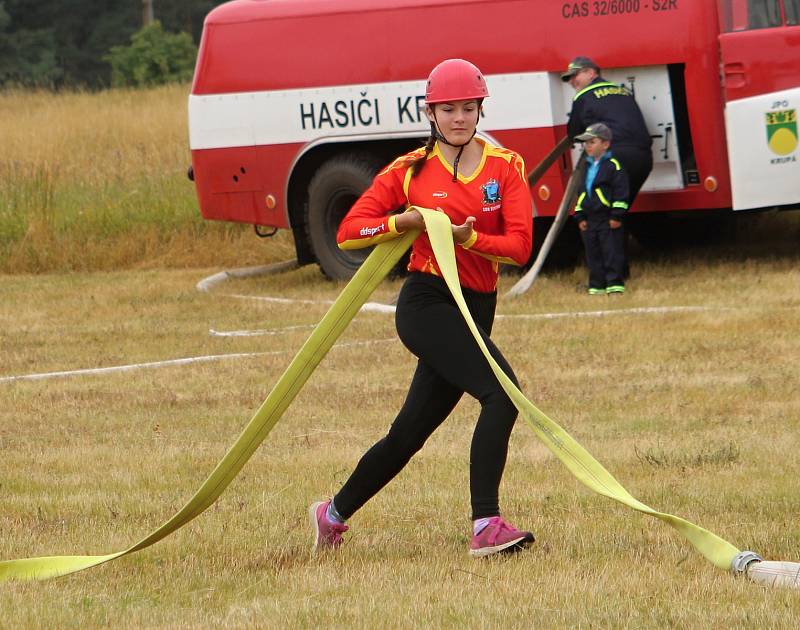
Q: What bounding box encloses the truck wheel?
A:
[306,153,382,280]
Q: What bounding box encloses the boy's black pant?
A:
[581,223,626,290]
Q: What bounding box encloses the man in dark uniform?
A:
[562,56,653,205]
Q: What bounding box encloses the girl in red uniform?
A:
[309,59,535,557]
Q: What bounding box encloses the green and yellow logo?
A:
[765,109,797,156]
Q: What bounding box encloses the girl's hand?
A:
[452,216,476,244]
[395,209,425,232]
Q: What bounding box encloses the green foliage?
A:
[0,0,138,88]
[105,21,197,88]
[0,2,62,86]
[0,1,225,88]
[155,0,223,43]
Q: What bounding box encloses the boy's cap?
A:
[561,56,600,81]
[576,122,612,141]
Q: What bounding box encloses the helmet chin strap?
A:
[430,117,477,183]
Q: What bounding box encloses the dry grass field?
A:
[0,85,288,274]
[2,222,800,626]
[2,85,800,627]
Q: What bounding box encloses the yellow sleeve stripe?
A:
[459,226,517,265]
[610,158,622,171]
[460,230,478,249]
[403,167,413,198]
[474,252,520,266]
[485,146,526,182]
[377,149,423,177]
[513,155,527,182]
[485,147,514,163]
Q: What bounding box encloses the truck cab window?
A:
[785,0,800,24]
[719,0,786,30]
[748,0,782,28]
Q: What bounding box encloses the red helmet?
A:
[425,59,489,104]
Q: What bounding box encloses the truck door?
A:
[562,66,684,193]
[718,0,800,209]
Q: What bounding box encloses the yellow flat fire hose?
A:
[1,207,789,585]
[0,228,417,582]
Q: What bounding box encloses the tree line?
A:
[0,1,227,88]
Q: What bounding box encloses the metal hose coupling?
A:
[731,550,763,575]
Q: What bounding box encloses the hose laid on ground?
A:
[1,208,795,586]
[0,229,416,581]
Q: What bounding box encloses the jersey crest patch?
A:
[481,179,501,204]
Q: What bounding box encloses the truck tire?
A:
[306,153,382,280]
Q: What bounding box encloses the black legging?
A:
[333,272,520,521]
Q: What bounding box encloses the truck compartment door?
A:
[562,65,684,192]
[718,1,800,209]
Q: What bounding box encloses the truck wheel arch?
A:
[304,152,384,280]
[286,139,423,278]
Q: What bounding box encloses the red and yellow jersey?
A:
[336,139,533,292]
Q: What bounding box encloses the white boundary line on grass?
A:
[223,293,398,314]
[209,323,317,338]
[496,305,720,321]
[196,260,397,314]
[0,339,395,384]
[0,261,728,383]
[208,305,720,338]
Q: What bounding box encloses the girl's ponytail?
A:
[409,122,438,178]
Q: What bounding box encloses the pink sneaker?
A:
[469,516,534,557]
[309,500,349,552]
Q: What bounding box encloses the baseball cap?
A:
[576,122,612,142]
[561,56,600,82]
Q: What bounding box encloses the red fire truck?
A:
[188,0,800,279]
